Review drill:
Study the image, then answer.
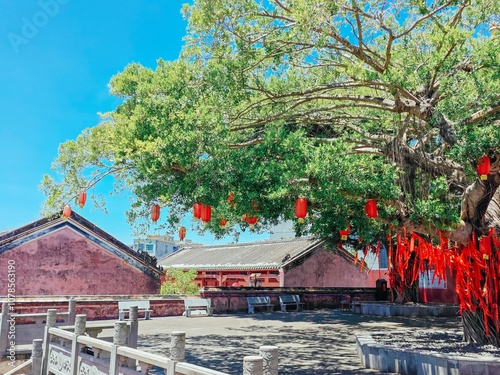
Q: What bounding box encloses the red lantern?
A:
[339,226,350,241]
[365,199,378,218]
[200,204,212,222]
[78,191,87,209]
[477,156,491,180]
[193,203,202,219]
[151,204,160,223]
[62,204,72,218]
[220,218,227,227]
[246,215,258,228]
[227,192,235,207]
[178,226,187,241]
[295,197,307,223]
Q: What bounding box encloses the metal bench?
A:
[184,298,213,317]
[247,296,273,314]
[279,295,303,312]
[118,300,153,320]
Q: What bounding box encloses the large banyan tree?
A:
[42,1,500,344]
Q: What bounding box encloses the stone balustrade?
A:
[0,300,75,358]
[37,309,276,375]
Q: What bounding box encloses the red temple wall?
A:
[284,250,372,287]
[0,227,159,297]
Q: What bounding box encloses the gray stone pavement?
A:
[123,309,461,375]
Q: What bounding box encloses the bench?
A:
[118,300,153,320]
[279,295,303,312]
[351,297,362,313]
[247,296,273,314]
[184,298,213,318]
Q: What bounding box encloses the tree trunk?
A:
[458,164,500,346]
[389,249,420,303]
[462,310,500,346]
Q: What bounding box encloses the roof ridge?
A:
[181,235,317,249]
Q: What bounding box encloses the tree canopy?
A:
[41,0,500,246]
[160,268,200,295]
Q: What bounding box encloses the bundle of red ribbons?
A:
[387,227,500,335]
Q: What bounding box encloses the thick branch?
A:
[460,103,500,126]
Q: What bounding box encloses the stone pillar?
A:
[170,331,186,361]
[0,302,9,354]
[42,309,58,374]
[31,339,43,375]
[127,306,139,368]
[68,299,76,325]
[243,356,264,375]
[46,309,57,328]
[70,314,86,374]
[259,346,279,375]
[114,322,128,346]
[74,314,86,336]
[128,306,138,347]
[110,322,128,375]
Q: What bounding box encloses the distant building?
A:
[158,237,385,288]
[269,220,296,240]
[132,235,191,258]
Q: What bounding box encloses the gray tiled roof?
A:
[158,236,322,270]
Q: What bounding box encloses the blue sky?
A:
[0,0,268,245]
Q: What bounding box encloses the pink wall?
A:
[367,269,390,287]
[0,228,159,296]
[284,250,374,287]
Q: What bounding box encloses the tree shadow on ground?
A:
[137,310,462,374]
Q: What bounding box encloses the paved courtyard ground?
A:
[131,309,461,374]
[0,309,462,374]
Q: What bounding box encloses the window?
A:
[419,270,446,289]
[146,244,154,253]
[379,245,388,268]
[137,244,144,251]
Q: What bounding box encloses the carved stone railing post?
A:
[170,331,186,361]
[259,346,279,375]
[0,302,9,355]
[126,306,139,368]
[31,339,43,375]
[68,299,76,325]
[166,331,186,374]
[243,356,264,375]
[109,321,128,375]
[70,314,86,374]
[41,309,58,374]
[74,314,86,336]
